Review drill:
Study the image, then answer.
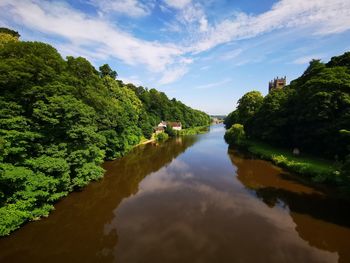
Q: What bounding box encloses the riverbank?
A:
[134,136,155,147]
[136,125,210,146]
[238,140,343,185]
[176,125,209,135]
[3,123,350,262]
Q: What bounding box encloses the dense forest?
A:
[0,28,210,235]
[224,52,350,180]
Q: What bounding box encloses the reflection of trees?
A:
[228,149,350,263]
[0,136,198,263]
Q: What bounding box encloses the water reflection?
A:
[99,126,346,263]
[0,136,198,263]
[229,150,350,263]
[0,125,349,263]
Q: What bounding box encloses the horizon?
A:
[1,0,350,115]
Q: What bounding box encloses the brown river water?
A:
[0,124,350,263]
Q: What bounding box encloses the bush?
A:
[176,126,209,135]
[224,123,246,146]
[165,126,176,137]
[155,132,169,142]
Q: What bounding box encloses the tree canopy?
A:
[224,51,350,178]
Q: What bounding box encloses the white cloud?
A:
[90,0,152,17]
[119,75,142,86]
[0,0,182,73]
[194,78,232,90]
[191,0,350,53]
[161,1,208,37]
[292,54,324,64]
[164,0,192,9]
[199,16,208,32]
[158,65,188,85]
[219,49,243,61]
[1,0,350,86]
[158,56,193,85]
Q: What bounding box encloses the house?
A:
[157,121,167,128]
[157,121,182,131]
[168,122,182,131]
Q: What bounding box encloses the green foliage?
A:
[99,64,117,79]
[0,34,209,236]
[176,126,209,135]
[155,132,169,142]
[236,91,264,125]
[224,91,263,129]
[225,51,350,183]
[0,28,20,38]
[227,52,350,160]
[223,111,238,129]
[125,85,210,129]
[326,52,350,69]
[165,126,176,137]
[0,28,20,48]
[246,141,342,183]
[224,124,246,146]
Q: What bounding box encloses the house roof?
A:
[157,121,182,128]
[168,122,181,127]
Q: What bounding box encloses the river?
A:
[0,124,350,263]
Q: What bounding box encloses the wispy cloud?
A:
[1,0,350,86]
[219,49,243,61]
[119,75,143,86]
[90,0,153,17]
[0,0,182,74]
[158,65,188,85]
[163,0,192,9]
[161,1,208,36]
[191,0,350,53]
[194,78,232,90]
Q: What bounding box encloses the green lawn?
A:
[177,126,209,135]
[246,140,341,183]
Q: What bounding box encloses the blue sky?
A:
[1,0,350,114]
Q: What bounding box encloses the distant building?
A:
[269,76,286,93]
[211,117,224,124]
[158,121,167,128]
[157,121,182,131]
[168,122,182,131]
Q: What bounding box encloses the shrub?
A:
[224,123,246,146]
[155,132,169,142]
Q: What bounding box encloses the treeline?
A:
[0,28,209,235]
[224,52,350,177]
[125,83,210,135]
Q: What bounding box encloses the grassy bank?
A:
[176,126,209,135]
[244,140,342,184]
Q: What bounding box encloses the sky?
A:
[1,0,350,115]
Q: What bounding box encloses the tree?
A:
[226,51,350,161]
[165,125,176,137]
[99,64,117,79]
[236,91,263,125]
[224,124,246,146]
[0,28,20,38]
[224,111,238,129]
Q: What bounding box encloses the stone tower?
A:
[269,76,286,93]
